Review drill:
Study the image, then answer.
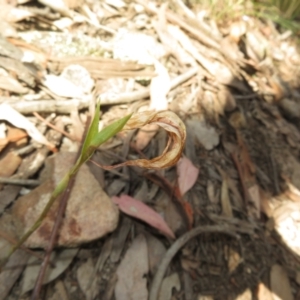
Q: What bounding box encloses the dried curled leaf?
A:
[103,111,186,170]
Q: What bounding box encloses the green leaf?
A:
[91,114,132,148]
[81,101,100,155]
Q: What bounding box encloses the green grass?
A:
[186,0,300,32]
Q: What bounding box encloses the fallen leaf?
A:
[220,176,233,218]
[60,64,94,95]
[77,258,99,300]
[257,282,273,300]
[43,74,85,98]
[149,60,170,111]
[0,103,52,148]
[0,73,28,94]
[145,232,166,275]
[248,184,261,219]
[0,236,29,300]
[235,289,252,300]
[112,195,175,239]
[0,3,34,23]
[21,248,78,295]
[115,234,148,300]
[177,156,199,196]
[186,119,219,151]
[158,273,180,300]
[270,264,293,300]
[0,151,21,178]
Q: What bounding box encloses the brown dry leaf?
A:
[0,151,22,178]
[12,152,119,248]
[6,127,27,145]
[270,264,293,300]
[0,138,8,152]
[115,234,148,300]
[102,111,185,170]
[0,103,52,148]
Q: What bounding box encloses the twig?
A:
[99,67,198,105]
[33,112,80,142]
[149,225,240,300]
[31,117,91,300]
[2,67,198,113]
[0,178,40,186]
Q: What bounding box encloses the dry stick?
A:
[136,0,221,53]
[31,116,91,300]
[3,67,198,114]
[0,178,39,186]
[149,225,240,300]
[33,112,80,142]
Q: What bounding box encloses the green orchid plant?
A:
[3,102,132,264]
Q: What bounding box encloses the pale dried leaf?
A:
[0,237,29,300]
[145,233,166,275]
[149,61,170,111]
[43,74,85,98]
[0,4,34,23]
[77,258,99,300]
[257,283,273,300]
[0,74,28,94]
[21,248,78,295]
[115,234,148,300]
[0,104,52,147]
[186,119,219,151]
[60,64,94,94]
[248,184,260,219]
[177,156,199,196]
[235,289,252,300]
[221,178,233,218]
[158,273,180,300]
[38,0,71,16]
[270,264,293,300]
[112,195,175,239]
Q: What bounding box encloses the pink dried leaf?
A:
[177,156,199,196]
[112,195,175,239]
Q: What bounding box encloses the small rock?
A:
[12,152,119,248]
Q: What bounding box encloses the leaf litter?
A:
[0,0,300,299]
